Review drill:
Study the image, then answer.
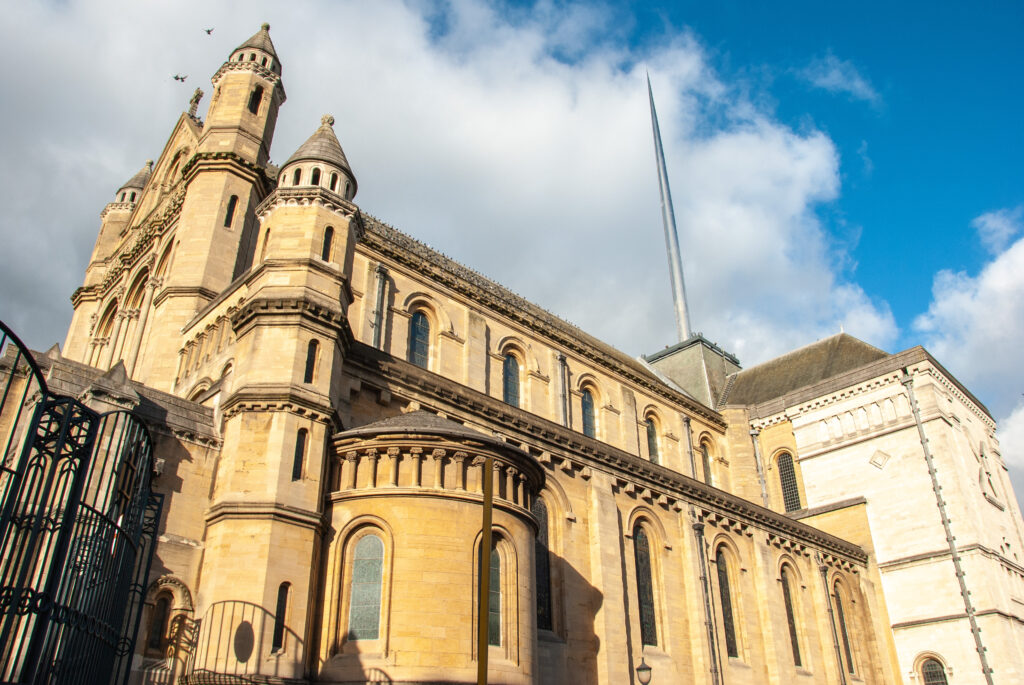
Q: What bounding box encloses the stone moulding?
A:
[220,385,337,426]
[210,59,286,99]
[359,212,723,428]
[205,501,323,533]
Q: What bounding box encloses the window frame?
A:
[502,352,521,408]
[777,452,802,512]
[407,310,431,369]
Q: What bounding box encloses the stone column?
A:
[431,449,446,488]
[125,277,160,377]
[388,447,400,486]
[101,308,127,370]
[453,451,467,490]
[365,448,379,488]
[410,447,423,486]
[344,451,358,490]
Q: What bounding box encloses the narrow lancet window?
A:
[321,226,334,261]
[408,311,430,369]
[223,195,238,227]
[292,428,307,481]
[304,340,319,383]
[701,442,713,485]
[488,545,501,646]
[581,389,596,438]
[634,524,657,646]
[292,168,301,186]
[503,354,520,407]
[311,168,321,186]
[778,452,801,512]
[835,584,855,674]
[781,567,801,666]
[348,534,384,640]
[272,583,289,652]
[330,172,338,191]
[645,418,659,464]
[717,547,739,658]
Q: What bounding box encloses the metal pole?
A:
[477,455,494,685]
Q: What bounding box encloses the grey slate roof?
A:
[720,333,889,406]
[236,23,278,60]
[119,160,153,191]
[283,116,355,183]
[339,410,494,442]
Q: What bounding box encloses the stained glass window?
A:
[488,544,501,646]
[581,389,596,438]
[272,582,289,651]
[716,547,738,658]
[348,535,384,640]
[503,354,520,407]
[922,658,948,685]
[408,311,430,369]
[781,567,801,666]
[634,525,657,646]
[778,453,801,512]
[834,584,855,674]
[645,418,659,464]
[533,498,552,631]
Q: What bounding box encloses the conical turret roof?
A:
[284,115,355,183]
[120,160,153,191]
[236,22,278,60]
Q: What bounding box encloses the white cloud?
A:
[799,53,880,105]
[0,0,894,370]
[998,403,1024,469]
[972,206,1023,254]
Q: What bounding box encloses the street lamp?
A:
[636,657,652,684]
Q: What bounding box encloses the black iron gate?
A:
[0,321,163,685]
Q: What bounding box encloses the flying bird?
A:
[173,74,188,82]
[204,28,214,34]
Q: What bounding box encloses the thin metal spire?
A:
[647,73,693,341]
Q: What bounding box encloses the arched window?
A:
[781,566,801,666]
[701,441,713,485]
[921,658,948,685]
[329,172,338,191]
[292,168,301,186]
[633,524,657,646]
[581,389,596,438]
[345,181,351,199]
[778,453,801,511]
[348,534,384,640]
[223,194,238,228]
[502,354,520,407]
[146,593,171,653]
[408,311,430,369]
[120,192,126,202]
[716,547,739,658]
[533,498,552,631]
[480,541,501,647]
[130,191,136,202]
[321,226,334,261]
[834,582,855,674]
[304,339,319,383]
[292,428,307,481]
[272,582,289,652]
[261,56,267,67]
[311,168,321,186]
[645,417,659,464]
[247,85,263,115]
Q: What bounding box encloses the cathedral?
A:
[42,24,1024,684]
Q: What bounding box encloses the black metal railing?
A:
[0,320,163,684]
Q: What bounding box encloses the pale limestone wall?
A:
[767,359,1024,683]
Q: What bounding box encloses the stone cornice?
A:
[255,187,363,234]
[230,295,353,350]
[152,285,220,308]
[205,501,321,532]
[345,343,868,565]
[359,213,723,428]
[101,201,133,218]
[221,384,338,425]
[181,151,272,194]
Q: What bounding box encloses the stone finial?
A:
[321,114,335,128]
[145,159,154,168]
[189,88,204,117]
[261,22,270,31]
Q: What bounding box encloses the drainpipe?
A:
[817,553,848,685]
[748,427,769,507]
[901,370,994,684]
[683,416,721,685]
[370,264,388,349]
[557,353,570,427]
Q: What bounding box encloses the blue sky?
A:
[0,0,1022,505]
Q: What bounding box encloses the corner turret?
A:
[114,159,153,204]
[278,114,357,201]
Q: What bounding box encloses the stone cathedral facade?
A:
[47,24,1024,685]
